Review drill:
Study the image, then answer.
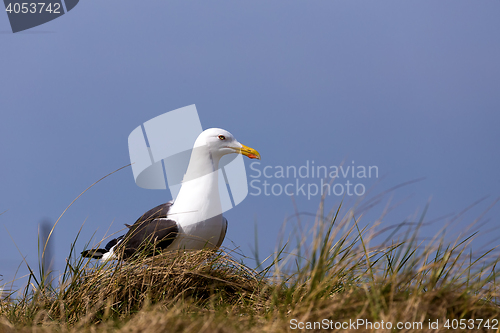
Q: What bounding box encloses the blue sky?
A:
[1,1,499,287]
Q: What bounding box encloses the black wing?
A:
[120,202,179,259]
[82,202,178,260]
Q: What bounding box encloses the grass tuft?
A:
[1,199,499,332]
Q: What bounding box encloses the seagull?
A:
[81,128,260,261]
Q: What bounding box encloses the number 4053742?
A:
[5,3,61,14]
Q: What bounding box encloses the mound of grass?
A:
[1,249,266,327]
[1,201,499,332]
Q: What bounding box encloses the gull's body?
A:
[82,128,260,261]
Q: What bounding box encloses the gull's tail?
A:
[81,236,123,260]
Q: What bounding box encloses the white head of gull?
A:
[81,128,260,261]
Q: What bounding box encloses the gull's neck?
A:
[170,143,223,221]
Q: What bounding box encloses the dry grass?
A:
[1,201,499,333]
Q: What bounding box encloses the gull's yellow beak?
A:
[238,144,261,160]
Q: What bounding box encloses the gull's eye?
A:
[218,135,226,140]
